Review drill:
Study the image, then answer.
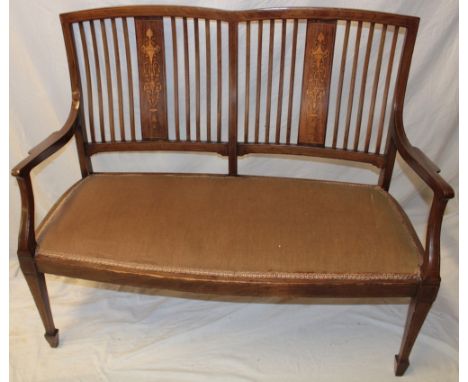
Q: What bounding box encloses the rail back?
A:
[60,6,419,174]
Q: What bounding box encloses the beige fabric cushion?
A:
[35,174,422,281]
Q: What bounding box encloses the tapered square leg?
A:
[394,283,439,376]
[23,270,59,348]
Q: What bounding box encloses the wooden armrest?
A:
[11,91,81,178]
[412,147,441,174]
[393,113,454,199]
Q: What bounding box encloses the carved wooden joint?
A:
[416,281,440,304]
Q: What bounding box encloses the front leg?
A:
[19,255,59,348]
[394,282,439,376]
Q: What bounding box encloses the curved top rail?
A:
[60,6,419,29]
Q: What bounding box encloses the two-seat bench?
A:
[12,6,454,376]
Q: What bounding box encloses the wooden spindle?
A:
[90,20,105,142]
[254,20,263,143]
[217,20,222,142]
[343,21,362,149]
[228,22,238,175]
[353,22,374,151]
[183,17,191,141]
[205,19,212,142]
[244,21,251,143]
[264,20,275,143]
[364,24,387,153]
[275,19,287,144]
[194,18,201,141]
[72,28,90,146]
[123,18,136,141]
[100,19,115,142]
[286,19,298,145]
[171,17,180,141]
[332,21,350,148]
[79,22,96,143]
[111,19,125,142]
[375,26,399,154]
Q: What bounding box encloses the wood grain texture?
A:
[78,23,96,143]
[216,20,222,142]
[171,17,181,141]
[254,20,263,143]
[286,19,298,144]
[264,20,275,143]
[100,20,115,142]
[343,21,362,149]
[298,21,336,146]
[332,20,350,148]
[228,22,238,175]
[135,18,168,140]
[194,18,201,141]
[183,17,191,141]
[122,18,136,141]
[90,21,106,142]
[365,24,387,153]
[111,19,125,142]
[275,19,287,144]
[206,19,212,142]
[244,21,251,143]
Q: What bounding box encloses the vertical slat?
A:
[286,19,298,145]
[79,23,96,143]
[244,21,251,143]
[228,22,238,175]
[216,20,222,142]
[375,26,399,154]
[183,17,191,141]
[353,22,375,150]
[100,19,115,142]
[343,21,362,149]
[332,20,350,148]
[264,20,275,143]
[123,18,136,141]
[275,19,287,144]
[205,19,212,142]
[66,20,93,176]
[171,17,180,141]
[254,20,263,143]
[90,21,105,142]
[112,19,125,141]
[364,24,387,153]
[194,18,201,141]
[71,30,90,146]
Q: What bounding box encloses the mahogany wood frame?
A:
[12,6,454,376]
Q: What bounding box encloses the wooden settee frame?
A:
[12,6,454,376]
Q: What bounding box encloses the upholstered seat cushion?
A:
[35,174,422,281]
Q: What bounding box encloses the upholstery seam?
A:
[37,250,420,281]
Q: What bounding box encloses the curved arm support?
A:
[393,112,454,199]
[11,91,80,178]
[12,91,80,259]
[422,197,448,281]
[392,110,454,282]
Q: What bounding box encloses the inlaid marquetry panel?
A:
[298,21,336,146]
[135,18,168,140]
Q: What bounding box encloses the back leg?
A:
[394,283,439,376]
[22,267,59,347]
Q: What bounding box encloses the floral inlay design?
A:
[141,28,162,128]
[306,32,329,118]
